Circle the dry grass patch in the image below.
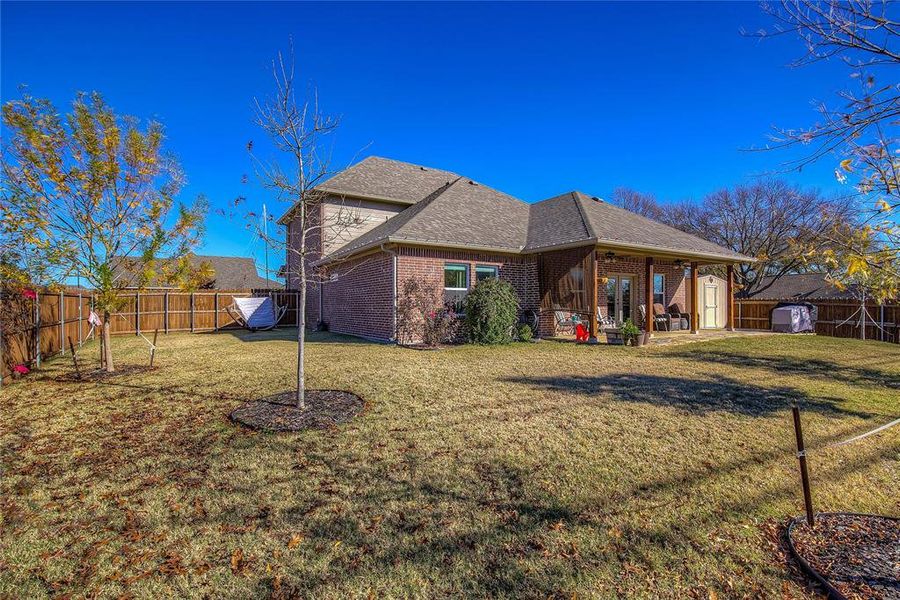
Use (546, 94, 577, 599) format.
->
(1, 329, 897, 598)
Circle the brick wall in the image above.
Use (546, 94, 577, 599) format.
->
(395, 247, 539, 343)
(320, 251, 395, 341)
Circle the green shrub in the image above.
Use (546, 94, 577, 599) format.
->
(463, 278, 519, 344)
(516, 323, 533, 342)
(621, 318, 640, 343)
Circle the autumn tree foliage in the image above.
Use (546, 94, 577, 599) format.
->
(1, 91, 207, 371)
(755, 0, 900, 301)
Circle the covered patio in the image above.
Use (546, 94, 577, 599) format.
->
(536, 243, 746, 342)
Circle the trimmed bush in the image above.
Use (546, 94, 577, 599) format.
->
(463, 278, 520, 344)
(516, 323, 533, 342)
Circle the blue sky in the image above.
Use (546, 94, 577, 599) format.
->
(2, 1, 850, 273)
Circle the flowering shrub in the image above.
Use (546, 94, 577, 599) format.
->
(13, 364, 30, 375)
(397, 277, 461, 346)
(423, 308, 460, 346)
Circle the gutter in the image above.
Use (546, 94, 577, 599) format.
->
(380, 243, 399, 343)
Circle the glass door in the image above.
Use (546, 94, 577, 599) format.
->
(605, 275, 634, 325)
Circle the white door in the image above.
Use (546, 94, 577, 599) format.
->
(703, 284, 718, 328)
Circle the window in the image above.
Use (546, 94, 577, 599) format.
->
(444, 263, 469, 312)
(475, 265, 498, 283)
(653, 273, 666, 306)
(444, 263, 469, 290)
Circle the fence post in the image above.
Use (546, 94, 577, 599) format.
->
(136, 291, 141, 336)
(78, 289, 83, 346)
(34, 294, 41, 368)
(190, 293, 195, 333)
(214, 292, 219, 331)
(164, 291, 169, 334)
(59, 290, 64, 355)
(791, 402, 815, 528)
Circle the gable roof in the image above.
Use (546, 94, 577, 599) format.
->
(278, 156, 458, 224)
(112, 254, 281, 290)
(525, 191, 750, 261)
(325, 177, 531, 260)
(298, 157, 753, 264)
(752, 273, 856, 300)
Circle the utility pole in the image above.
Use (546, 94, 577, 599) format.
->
(263, 203, 270, 290)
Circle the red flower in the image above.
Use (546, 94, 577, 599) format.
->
(13, 364, 30, 375)
(21, 289, 37, 300)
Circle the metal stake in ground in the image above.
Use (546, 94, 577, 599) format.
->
(149, 329, 159, 367)
(68, 336, 81, 379)
(791, 402, 815, 527)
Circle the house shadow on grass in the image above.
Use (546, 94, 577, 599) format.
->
(217, 327, 373, 345)
(667, 349, 900, 390)
(501, 373, 872, 418)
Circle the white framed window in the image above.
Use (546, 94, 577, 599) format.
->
(444, 263, 469, 290)
(475, 264, 498, 283)
(653, 273, 666, 306)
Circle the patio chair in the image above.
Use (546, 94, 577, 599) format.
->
(653, 303, 679, 331)
(226, 296, 287, 331)
(553, 308, 580, 335)
(640, 304, 672, 331)
(668, 303, 691, 330)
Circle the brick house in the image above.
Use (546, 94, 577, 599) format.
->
(279, 157, 751, 342)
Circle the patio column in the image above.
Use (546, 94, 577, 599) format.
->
(644, 257, 654, 335)
(588, 250, 599, 344)
(726, 263, 735, 331)
(690, 262, 699, 333)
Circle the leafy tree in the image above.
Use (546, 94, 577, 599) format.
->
(1, 91, 207, 371)
(755, 0, 900, 301)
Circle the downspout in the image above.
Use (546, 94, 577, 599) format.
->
(380, 243, 399, 342)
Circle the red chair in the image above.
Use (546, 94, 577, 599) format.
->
(575, 323, 590, 342)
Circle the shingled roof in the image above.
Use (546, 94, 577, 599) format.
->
(526, 191, 749, 261)
(112, 255, 281, 290)
(752, 273, 857, 300)
(304, 157, 752, 264)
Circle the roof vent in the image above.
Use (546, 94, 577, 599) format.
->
(592, 196, 603, 203)
(420, 166, 427, 171)
(468, 180, 478, 185)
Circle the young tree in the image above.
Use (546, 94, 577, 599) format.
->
(754, 0, 900, 301)
(250, 48, 365, 409)
(1, 91, 207, 371)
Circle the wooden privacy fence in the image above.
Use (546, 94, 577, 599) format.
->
(1, 288, 301, 383)
(735, 299, 900, 343)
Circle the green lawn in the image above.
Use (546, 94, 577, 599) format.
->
(1, 331, 897, 599)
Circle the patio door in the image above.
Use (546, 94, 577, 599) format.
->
(605, 275, 633, 324)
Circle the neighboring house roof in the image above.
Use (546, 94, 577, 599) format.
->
(112, 254, 281, 290)
(752, 273, 857, 301)
(290, 156, 753, 264)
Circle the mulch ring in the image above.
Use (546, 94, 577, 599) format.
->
(230, 390, 365, 432)
(55, 364, 159, 383)
(787, 513, 899, 599)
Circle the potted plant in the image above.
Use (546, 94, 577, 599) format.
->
(621, 318, 640, 346)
